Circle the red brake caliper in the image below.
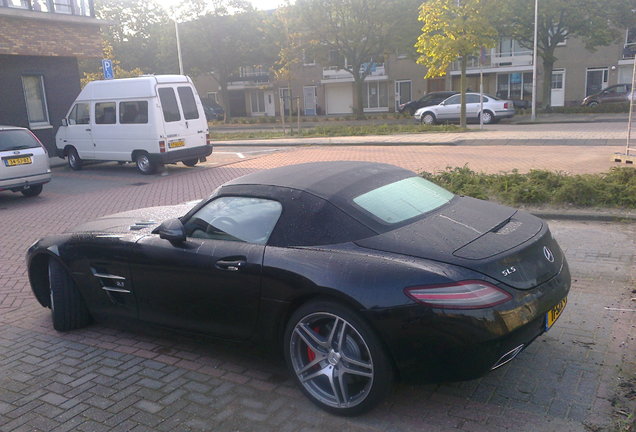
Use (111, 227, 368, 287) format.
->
(306, 326, 319, 362)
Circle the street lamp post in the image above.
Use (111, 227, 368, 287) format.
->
(175, 19, 184, 75)
(531, 0, 538, 121)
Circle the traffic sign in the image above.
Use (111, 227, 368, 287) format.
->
(102, 59, 114, 80)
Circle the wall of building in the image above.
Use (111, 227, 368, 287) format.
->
(0, 15, 101, 58)
(0, 55, 82, 152)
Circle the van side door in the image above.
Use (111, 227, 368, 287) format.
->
(58, 102, 94, 159)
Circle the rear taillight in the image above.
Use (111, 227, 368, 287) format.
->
(405, 281, 512, 309)
(159, 140, 166, 153)
(503, 102, 509, 109)
(27, 130, 47, 154)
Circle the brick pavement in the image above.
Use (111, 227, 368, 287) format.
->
(0, 145, 634, 431)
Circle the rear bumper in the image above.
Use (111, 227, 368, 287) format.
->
(0, 171, 51, 191)
(150, 144, 213, 165)
(369, 260, 571, 382)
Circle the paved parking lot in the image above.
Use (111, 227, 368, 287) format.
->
(1, 142, 634, 431)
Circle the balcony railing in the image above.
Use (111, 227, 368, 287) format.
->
(322, 63, 386, 80)
(623, 43, 636, 60)
(0, 0, 94, 17)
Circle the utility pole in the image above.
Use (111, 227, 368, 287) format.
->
(531, 0, 538, 121)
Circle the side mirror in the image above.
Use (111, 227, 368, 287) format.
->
(153, 218, 186, 244)
(60, 118, 68, 127)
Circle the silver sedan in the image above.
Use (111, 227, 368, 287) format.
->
(414, 93, 515, 125)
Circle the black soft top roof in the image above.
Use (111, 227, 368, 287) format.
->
(224, 161, 414, 202)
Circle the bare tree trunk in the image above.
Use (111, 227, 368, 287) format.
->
(541, 58, 554, 110)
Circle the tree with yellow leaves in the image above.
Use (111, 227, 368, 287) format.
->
(415, 0, 497, 127)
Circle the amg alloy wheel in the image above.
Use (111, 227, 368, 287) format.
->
(284, 301, 393, 416)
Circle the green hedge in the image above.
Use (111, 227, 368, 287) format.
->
(421, 166, 636, 208)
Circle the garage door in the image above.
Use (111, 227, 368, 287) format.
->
(326, 83, 353, 115)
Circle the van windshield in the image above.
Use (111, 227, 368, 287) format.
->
(0, 129, 41, 151)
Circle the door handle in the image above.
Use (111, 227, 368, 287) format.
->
(216, 258, 246, 271)
(85, 128, 91, 132)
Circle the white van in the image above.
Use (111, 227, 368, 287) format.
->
(56, 75, 212, 174)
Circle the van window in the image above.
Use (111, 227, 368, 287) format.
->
(158, 88, 181, 122)
(177, 86, 199, 120)
(95, 102, 116, 124)
(119, 101, 148, 124)
(68, 103, 90, 125)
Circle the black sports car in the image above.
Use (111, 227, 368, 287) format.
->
(27, 161, 570, 415)
(398, 91, 458, 115)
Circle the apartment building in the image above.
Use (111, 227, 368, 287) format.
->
(0, 0, 103, 152)
(194, 29, 635, 117)
(450, 29, 636, 107)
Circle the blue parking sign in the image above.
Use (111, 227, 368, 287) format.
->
(102, 59, 114, 80)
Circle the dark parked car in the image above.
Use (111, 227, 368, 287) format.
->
(398, 91, 458, 115)
(202, 100, 225, 121)
(581, 83, 633, 107)
(27, 161, 570, 415)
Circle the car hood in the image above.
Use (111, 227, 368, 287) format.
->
(355, 196, 564, 289)
(68, 201, 199, 235)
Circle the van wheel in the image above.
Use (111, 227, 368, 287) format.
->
(135, 152, 157, 175)
(183, 158, 198, 167)
(67, 147, 82, 171)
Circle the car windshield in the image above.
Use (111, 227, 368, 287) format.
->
(352, 176, 454, 224)
(0, 130, 40, 152)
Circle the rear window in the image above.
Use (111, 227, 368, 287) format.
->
(0, 129, 41, 151)
(158, 88, 181, 122)
(177, 86, 200, 120)
(353, 177, 454, 224)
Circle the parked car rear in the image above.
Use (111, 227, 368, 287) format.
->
(581, 83, 633, 107)
(0, 126, 51, 197)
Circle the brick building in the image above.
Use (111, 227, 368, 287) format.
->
(0, 0, 103, 153)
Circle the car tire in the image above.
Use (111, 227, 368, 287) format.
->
(587, 101, 599, 107)
(48, 259, 92, 331)
(480, 110, 495, 125)
(421, 112, 436, 125)
(67, 147, 82, 171)
(182, 158, 198, 167)
(284, 300, 394, 416)
(135, 152, 157, 175)
(21, 184, 43, 197)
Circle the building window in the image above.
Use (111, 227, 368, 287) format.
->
(250, 91, 265, 113)
(363, 81, 388, 111)
(52, 0, 72, 13)
(21, 75, 50, 128)
(498, 38, 530, 57)
(496, 72, 533, 101)
(207, 92, 218, 103)
(585, 68, 608, 96)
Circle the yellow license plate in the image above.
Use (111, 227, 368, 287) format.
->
(546, 297, 567, 330)
(168, 140, 185, 148)
(6, 156, 32, 166)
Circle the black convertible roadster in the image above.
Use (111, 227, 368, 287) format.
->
(27, 161, 570, 415)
